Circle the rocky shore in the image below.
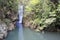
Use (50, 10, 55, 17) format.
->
(0, 20, 17, 40)
(23, 13, 60, 32)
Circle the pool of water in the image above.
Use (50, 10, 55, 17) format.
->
(6, 24, 60, 40)
(6, 27, 19, 40)
(23, 28, 60, 40)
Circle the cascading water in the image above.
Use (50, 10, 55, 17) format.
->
(18, 4, 24, 23)
(18, 4, 24, 40)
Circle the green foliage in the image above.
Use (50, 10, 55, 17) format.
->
(0, 0, 18, 26)
(24, 0, 60, 31)
(0, 0, 18, 17)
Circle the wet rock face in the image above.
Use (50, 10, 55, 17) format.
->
(5, 11, 18, 22)
(0, 21, 8, 39)
(3, 18, 16, 31)
(8, 22, 15, 31)
(0, 10, 5, 20)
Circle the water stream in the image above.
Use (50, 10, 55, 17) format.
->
(6, 25, 60, 40)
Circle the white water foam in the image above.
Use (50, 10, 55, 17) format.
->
(18, 5, 24, 23)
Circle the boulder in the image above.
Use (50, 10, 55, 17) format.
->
(8, 22, 15, 31)
(0, 21, 8, 39)
(3, 19, 15, 31)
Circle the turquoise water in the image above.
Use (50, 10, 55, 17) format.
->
(23, 28, 60, 40)
(6, 27, 19, 40)
(6, 25, 60, 40)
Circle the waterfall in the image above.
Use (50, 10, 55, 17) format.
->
(18, 4, 24, 40)
(18, 4, 24, 23)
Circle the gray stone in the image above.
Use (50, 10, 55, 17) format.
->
(0, 21, 8, 39)
(8, 23, 15, 31)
